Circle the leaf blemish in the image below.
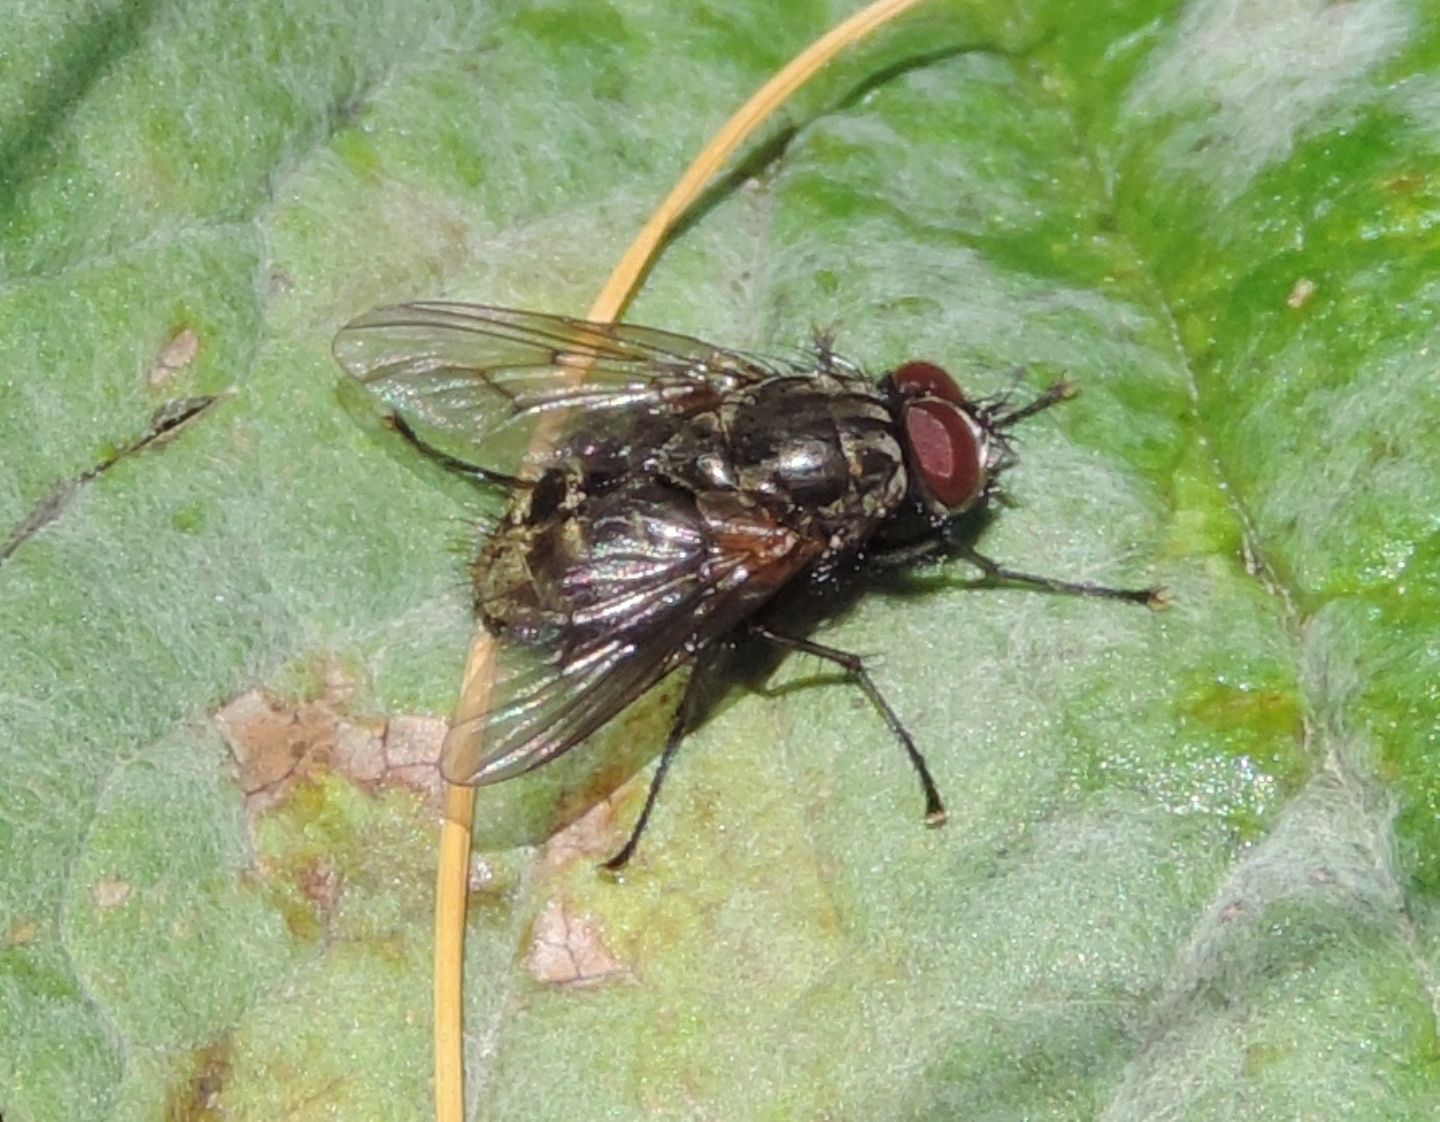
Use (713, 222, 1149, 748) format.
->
(522, 897, 632, 989)
(213, 686, 447, 824)
(164, 1035, 234, 1122)
(1285, 277, 1317, 309)
(4, 917, 39, 946)
(92, 875, 132, 909)
(149, 327, 200, 387)
(538, 796, 621, 871)
(0, 393, 223, 565)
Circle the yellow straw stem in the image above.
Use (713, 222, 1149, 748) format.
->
(588, 0, 930, 324)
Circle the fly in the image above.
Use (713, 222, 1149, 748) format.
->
(334, 302, 1161, 869)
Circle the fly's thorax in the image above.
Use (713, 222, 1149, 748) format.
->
(663, 374, 908, 544)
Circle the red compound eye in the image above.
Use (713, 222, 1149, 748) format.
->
(892, 360, 966, 406)
(902, 398, 986, 511)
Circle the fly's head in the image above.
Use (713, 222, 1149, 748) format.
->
(888, 361, 1007, 519)
(887, 361, 1071, 522)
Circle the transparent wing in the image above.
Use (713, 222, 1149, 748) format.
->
(333, 302, 782, 476)
(442, 598, 700, 786)
(441, 497, 824, 786)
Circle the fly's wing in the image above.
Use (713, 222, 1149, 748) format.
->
(441, 497, 824, 786)
(442, 605, 696, 786)
(333, 302, 782, 477)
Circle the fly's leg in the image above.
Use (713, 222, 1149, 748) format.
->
(960, 546, 1165, 607)
(751, 623, 947, 827)
(387, 413, 528, 489)
(602, 655, 714, 873)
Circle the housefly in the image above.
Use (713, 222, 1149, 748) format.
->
(334, 303, 1159, 869)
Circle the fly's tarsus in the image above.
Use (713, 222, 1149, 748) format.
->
(960, 546, 1165, 608)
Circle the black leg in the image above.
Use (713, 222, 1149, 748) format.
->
(387, 413, 527, 489)
(751, 623, 947, 827)
(601, 656, 715, 872)
(960, 546, 1165, 607)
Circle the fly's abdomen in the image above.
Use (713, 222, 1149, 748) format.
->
(476, 475, 707, 646)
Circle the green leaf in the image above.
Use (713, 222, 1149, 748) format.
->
(3, 1, 1437, 1119)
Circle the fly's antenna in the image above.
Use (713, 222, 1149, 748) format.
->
(990, 379, 1078, 430)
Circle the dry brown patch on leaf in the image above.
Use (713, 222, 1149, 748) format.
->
(316, 655, 359, 706)
(523, 897, 632, 988)
(165, 1036, 233, 1122)
(299, 855, 343, 917)
(93, 875, 132, 909)
(149, 328, 200, 387)
(539, 795, 621, 871)
(383, 714, 448, 803)
(4, 917, 39, 946)
(213, 687, 448, 817)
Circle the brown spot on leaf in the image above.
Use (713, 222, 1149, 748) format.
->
(539, 795, 619, 871)
(165, 1035, 233, 1122)
(213, 687, 448, 818)
(316, 656, 359, 707)
(150, 328, 200, 387)
(523, 897, 631, 988)
(1219, 900, 1244, 923)
(93, 876, 132, 909)
(383, 715, 448, 803)
(4, 916, 39, 946)
(298, 855, 343, 917)
(1384, 172, 1423, 195)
